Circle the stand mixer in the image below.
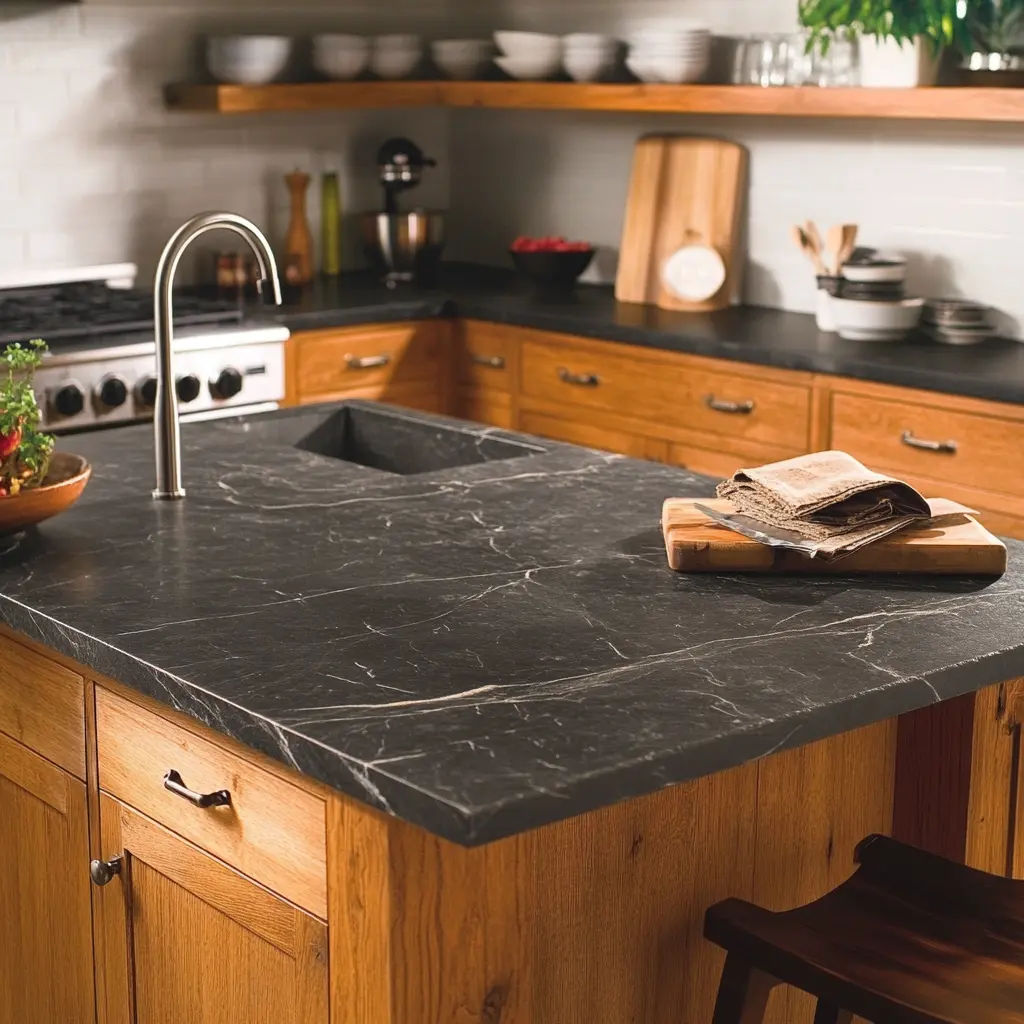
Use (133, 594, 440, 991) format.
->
(362, 137, 445, 288)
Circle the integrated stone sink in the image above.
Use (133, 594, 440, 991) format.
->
(293, 402, 546, 476)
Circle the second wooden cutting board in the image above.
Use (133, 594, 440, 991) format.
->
(616, 135, 748, 312)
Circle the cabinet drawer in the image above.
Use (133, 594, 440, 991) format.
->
(454, 388, 514, 429)
(96, 687, 327, 918)
(295, 322, 441, 401)
(456, 322, 515, 393)
(520, 408, 668, 462)
(0, 632, 85, 779)
(520, 340, 811, 451)
(831, 393, 1024, 502)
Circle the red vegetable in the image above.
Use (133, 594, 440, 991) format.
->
(511, 235, 593, 254)
(0, 425, 20, 460)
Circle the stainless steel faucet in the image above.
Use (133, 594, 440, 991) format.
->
(152, 213, 283, 501)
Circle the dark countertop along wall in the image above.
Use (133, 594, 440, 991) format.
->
(0, 402, 1021, 845)
(265, 264, 1024, 406)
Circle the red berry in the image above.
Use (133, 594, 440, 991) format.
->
(0, 426, 21, 460)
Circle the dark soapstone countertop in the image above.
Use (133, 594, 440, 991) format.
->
(261, 264, 1024, 406)
(0, 402, 1022, 845)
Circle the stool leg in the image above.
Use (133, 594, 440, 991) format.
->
(711, 954, 777, 1024)
(812, 1000, 853, 1024)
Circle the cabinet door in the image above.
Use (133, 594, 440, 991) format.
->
(0, 731, 95, 1024)
(94, 794, 328, 1024)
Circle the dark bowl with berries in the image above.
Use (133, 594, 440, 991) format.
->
(509, 236, 595, 292)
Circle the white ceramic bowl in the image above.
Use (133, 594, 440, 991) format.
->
(563, 32, 617, 53)
(372, 49, 421, 79)
(627, 52, 708, 84)
(312, 35, 370, 80)
(564, 48, 617, 81)
(494, 30, 562, 61)
(432, 39, 491, 79)
(375, 33, 422, 52)
(841, 261, 908, 284)
(207, 36, 292, 85)
(495, 53, 561, 81)
(832, 297, 924, 341)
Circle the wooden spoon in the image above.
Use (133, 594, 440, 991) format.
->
(837, 224, 859, 274)
(825, 223, 844, 276)
(797, 221, 826, 276)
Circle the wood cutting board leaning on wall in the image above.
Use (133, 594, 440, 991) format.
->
(616, 135, 749, 313)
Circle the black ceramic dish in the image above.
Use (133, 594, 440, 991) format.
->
(510, 248, 596, 291)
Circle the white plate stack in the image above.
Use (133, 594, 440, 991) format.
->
(493, 31, 562, 80)
(626, 23, 711, 84)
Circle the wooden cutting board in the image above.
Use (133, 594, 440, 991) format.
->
(663, 498, 1007, 575)
(616, 135, 748, 312)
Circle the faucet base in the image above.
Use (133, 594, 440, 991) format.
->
(153, 488, 187, 501)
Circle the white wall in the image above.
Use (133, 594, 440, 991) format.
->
(445, 0, 1024, 336)
(0, 1, 450, 283)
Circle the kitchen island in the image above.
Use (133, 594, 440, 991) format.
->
(1, 402, 1022, 1024)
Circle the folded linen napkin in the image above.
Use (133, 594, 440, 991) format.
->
(714, 451, 962, 560)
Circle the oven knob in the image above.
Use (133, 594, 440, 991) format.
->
(176, 375, 202, 404)
(95, 375, 128, 410)
(136, 376, 158, 408)
(53, 383, 84, 418)
(211, 368, 243, 401)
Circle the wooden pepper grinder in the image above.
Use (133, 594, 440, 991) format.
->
(284, 169, 314, 286)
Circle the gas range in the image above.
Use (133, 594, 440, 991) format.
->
(4, 263, 289, 434)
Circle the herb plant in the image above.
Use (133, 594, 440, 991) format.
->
(966, 0, 1024, 51)
(798, 0, 972, 52)
(0, 339, 55, 496)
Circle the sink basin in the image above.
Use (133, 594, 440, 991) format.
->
(294, 404, 545, 476)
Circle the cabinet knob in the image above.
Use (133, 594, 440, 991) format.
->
(90, 856, 123, 887)
(163, 769, 232, 809)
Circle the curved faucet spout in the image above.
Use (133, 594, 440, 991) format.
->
(153, 212, 283, 501)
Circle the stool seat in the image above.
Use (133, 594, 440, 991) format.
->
(704, 834, 1024, 1024)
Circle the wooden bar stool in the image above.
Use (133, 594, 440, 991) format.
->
(704, 833, 1024, 1024)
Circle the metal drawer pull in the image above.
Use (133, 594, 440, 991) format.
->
(471, 354, 506, 370)
(90, 856, 122, 887)
(705, 395, 755, 415)
(558, 368, 601, 387)
(900, 430, 958, 454)
(163, 769, 232, 809)
(345, 354, 391, 370)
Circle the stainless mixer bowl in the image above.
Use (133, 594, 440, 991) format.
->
(361, 212, 446, 284)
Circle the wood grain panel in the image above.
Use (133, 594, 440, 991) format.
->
(455, 320, 517, 393)
(326, 718, 896, 1024)
(97, 795, 328, 1024)
(520, 334, 812, 451)
(96, 687, 327, 918)
(0, 630, 85, 778)
(166, 81, 1024, 125)
(294, 322, 441, 402)
(0, 737, 95, 1024)
(452, 387, 514, 429)
(519, 407, 668, 461)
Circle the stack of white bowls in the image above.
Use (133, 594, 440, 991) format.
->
(312, 34, 370, 81)
(626, 22, 711, 84)
(493, 31, 562, 81)
(562, 33, 618, 82)
(371, 34, 423, 79)
(431, 39, 492, 80)
(207, 36, 292, 85)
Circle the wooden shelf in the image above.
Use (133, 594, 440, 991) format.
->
(165, 80, 1024, 122)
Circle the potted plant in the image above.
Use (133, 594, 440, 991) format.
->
(799, 0, 970, 87)
(962, 0, 1024, 70)
(0, 340, 55, 497)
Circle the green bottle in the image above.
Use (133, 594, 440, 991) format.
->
(321, 171, 341, 276)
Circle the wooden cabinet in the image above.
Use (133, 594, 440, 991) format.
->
(94, 794, 328, 1024)
(452, 320, 516, 428)
(519, 406, 668, 461)
(288, 321, 447, 412)
(0, 731, 95, 1024)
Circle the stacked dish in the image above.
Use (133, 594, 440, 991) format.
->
(923, 299, 995, 345)
(832, 256, 921, 342)
(562, 33, 618, 82)
(207, 36, 292, 85)
(432, 39, 492, 79)
(371, 34, 422, 79)
(312, 35, 370, 80)
(626, 23, 710, 84)
(494, 31, 562, 80)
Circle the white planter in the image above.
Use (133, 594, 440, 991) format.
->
(858, 35, 941, 87)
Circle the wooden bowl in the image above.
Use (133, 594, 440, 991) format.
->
(0, 453, 92, 536)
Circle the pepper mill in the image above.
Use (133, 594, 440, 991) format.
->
(284, 170, 314, 286)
